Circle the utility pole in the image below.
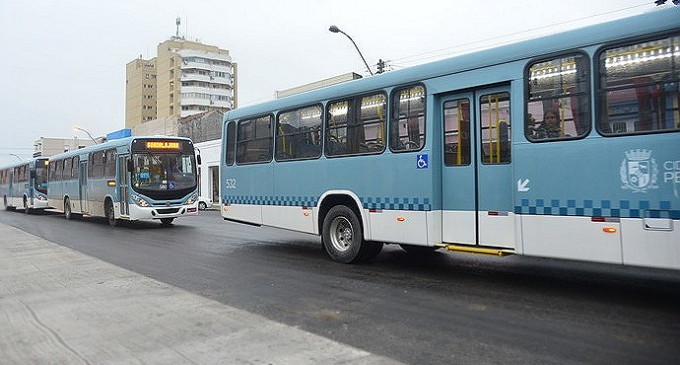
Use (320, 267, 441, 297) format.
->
(376, 59, 385, 74)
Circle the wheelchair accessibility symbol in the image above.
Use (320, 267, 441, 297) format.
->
(416, 154, 428, 169)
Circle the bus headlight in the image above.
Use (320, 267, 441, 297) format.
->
(37, 195, 47, 201)
(130, 194, 150, 207)
(185, 193, 198, 205)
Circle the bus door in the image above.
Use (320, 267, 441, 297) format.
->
(440, 86, 515, 249)
(79, 161, 88, 213)
(118, 155, 129, 216)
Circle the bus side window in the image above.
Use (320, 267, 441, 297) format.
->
(526, 52, 591, 142)
(225, 122, 236, 166)
(390, 85, 426, 152)
(597, 34, 680, 135)
(236, 115, 273, 164)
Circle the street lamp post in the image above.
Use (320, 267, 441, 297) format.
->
(74, 126, 98, 144)
(9, 153, 23, 162)
(328, 25, 374, 76)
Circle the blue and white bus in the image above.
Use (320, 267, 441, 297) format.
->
(0, 158, 49, 213)
(48, 136, 200, 226)
(220, 7, 680, 269)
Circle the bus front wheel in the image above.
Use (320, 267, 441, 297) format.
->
(23, 197, 31, 214)
(106, 201, 117, 227)
(160, 218, 174, 226)
(321, 205, 382, 263)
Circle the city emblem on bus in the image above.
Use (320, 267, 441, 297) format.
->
(620, 149, 658, 193)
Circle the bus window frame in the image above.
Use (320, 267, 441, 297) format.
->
(389, 83, 427, 153)
(235, 114, 274, 165)
(523, 50, 592, 143)
(325, 90, 388, 158)
(275, 103, 324, 162)
(594, 31, 680, 137)
(224, 121, 236, 166)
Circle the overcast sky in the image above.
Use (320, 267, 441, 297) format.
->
(0, 0, 663, 166)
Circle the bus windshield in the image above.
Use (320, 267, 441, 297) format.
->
(35, 161, 48, 194)
(130, 152, 197, 199)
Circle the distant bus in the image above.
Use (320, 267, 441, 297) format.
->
(220, 7, 680, 269)
(48, 136, 200, 226)
(0, 158, 49, 213)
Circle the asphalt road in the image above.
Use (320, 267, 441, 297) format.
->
(2, 208, 679, 364)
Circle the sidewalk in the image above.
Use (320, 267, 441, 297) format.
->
(0, 223, 401, 364)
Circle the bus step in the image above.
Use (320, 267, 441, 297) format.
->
(439, 244, 514, 257)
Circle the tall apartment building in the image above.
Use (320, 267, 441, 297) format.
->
(125, 57, 157, 129)
(125, 36, 238, 130)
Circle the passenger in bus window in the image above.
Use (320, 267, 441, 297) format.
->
(533, 110, 562, 139)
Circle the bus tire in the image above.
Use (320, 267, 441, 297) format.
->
(23, 197, 31, 214)
(160, 218, 174, 226)
(64, 198, 72, 220)
(322, 205, 374, 264)
(106, 200, 117, 227)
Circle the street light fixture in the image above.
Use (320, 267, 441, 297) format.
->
(329, 25, 374, 76)
(9, 153, 23, 162)
(74, 126, 98, 144)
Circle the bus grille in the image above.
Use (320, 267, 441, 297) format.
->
(156, 208, 180, 214)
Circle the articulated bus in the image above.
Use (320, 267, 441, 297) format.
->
(220, 7, 680, 269)
(0, 158, 49, 213)
(48, 136, 200, 226)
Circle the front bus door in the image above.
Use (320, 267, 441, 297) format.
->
(118, 155, 129, 216)
(440, 86, 515, 249)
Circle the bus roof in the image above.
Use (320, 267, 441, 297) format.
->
(47, 135, 194, 161)
(225, 6, 679, 121)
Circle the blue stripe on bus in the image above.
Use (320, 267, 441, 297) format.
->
(515, 200, 679, 219)
(224, 195, 677, 219)
(224, 195, 432, 211)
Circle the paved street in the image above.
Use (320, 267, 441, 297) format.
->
(2, 208, 680, 364)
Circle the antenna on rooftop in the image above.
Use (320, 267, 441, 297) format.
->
(175, 17, 181, 39)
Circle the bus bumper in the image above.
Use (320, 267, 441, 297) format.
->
(127, 203, 199, 221)
(31, 198, 50, 210)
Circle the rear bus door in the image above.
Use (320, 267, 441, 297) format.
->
(79, 161, 88, 213)
(440, 86, 515, 249)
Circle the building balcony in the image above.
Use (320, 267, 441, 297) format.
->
(181, 73, 211, 82)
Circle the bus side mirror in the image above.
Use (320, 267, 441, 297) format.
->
(127, 160, 133, 172)
(30, 170, 36, 179)
(196, 154, 202, 165)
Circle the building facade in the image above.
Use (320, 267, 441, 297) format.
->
(125, 37, 237, 129)
(33, 137, 97, 158)
(125, 57, 158, 130)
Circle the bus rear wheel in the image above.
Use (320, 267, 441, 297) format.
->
(106, 201, 117, 227)
(321, 205, 382, 263)
(64, 198, 72, 220)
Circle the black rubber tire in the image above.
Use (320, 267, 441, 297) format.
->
(198, 202, 207, 210)
(322, 205, 377, 264)
(64, 198, 72, 220)
(23, 197, 31, 214)
(106, 201, 117, 227)
(160, 218, 175, 226)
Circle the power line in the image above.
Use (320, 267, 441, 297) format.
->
(390, 2, 651, 67)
